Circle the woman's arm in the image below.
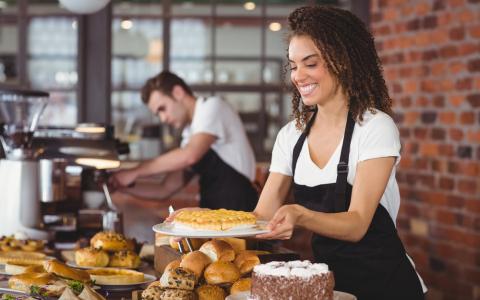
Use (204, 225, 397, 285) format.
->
(259, 156, 395, 242)
(253, 172, 292, 221)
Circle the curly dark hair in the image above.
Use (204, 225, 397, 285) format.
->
(287, 5, 393, 129)
(141, 71, 194, 104)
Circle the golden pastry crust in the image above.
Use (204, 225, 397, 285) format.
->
(230, 278, 252, 295)
(174, 209, 256, 231)
(196, 284, 226, 300)
(0, 236, 45, 252)
(87, 268, 145, 285)
(90, 232, 129, 252)
(108, 250, 141, 268)
(75, 247, 110, 267)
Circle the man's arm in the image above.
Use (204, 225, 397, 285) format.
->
(110, 133, 216, 188)
(120, 170, 196, 200)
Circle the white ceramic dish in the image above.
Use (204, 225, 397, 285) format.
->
(152, 220, 269, 238)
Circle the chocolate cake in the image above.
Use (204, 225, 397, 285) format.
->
(250, 260, 334, 300)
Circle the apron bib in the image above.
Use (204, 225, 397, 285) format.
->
(292, 110, 424, 300)
(191, 149, 258, 211)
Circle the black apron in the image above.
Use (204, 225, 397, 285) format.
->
(292, 110, 424, 300)
(191, 149, 258, 211)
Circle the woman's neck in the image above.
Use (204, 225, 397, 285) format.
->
(315, 93, 349, 128)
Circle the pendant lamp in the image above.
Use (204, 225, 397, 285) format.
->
(58, 0, 111, 14)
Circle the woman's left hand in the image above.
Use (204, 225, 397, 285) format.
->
(256, 204, 306, 240)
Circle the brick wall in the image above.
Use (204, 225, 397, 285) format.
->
(371, 0, 480, 299)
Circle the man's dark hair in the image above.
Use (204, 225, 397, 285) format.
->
(287, 5, 393, 129)
(141, 71, 194, 104)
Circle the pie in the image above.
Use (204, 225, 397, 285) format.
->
(87, 268, 145, 285)
(173, 209, 256, 231)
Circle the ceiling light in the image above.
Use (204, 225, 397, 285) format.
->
(269, 22, 282, 32)
(244, 2, 256, 11)
(121, 19, 133, 30)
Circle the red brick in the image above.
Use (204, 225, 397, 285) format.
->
(466, 200, 480, 214)
(439, 111, 456, 125)
(415, 2, 431, 15)
(439, 144, 455, 156)
(439, 177, 455, 190)
(467, 94, 480, 108)
(458, 180, 478, 194)
(449, 128, 464, 141)
(431, 62, 446, 76)
(439, 45, 458, 58)
(458, 43, 478, 56)
(437, 11, 452, 25)
(475, 78, 480, 89)
(457, 8, 475, 23)
(467, 130, 480, 143)
(458, 162, 480, 176)
(460, 112, 475, 124)
(469, 24, 480, 38)
(449, 61, 466, 74)
(449, 26, 466, 40)
(449, 94, 465, 107)
(415, 128, 429, 139)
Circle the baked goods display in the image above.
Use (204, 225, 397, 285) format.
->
(250, 260, 335, 300)
(230, 277, 251, 295)
(74, 231, 141, 268)
(173, 209, 256, 231)
(144, 238, 260, 299)
(87, 267, 145, 285)
(0, 235, 45, 252)
(7, 259, 92, 297)
(199, 240, 235, 262)
(0, 250, 46, 265)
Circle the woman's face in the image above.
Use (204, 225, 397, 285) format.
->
(288, 35, 339, 107)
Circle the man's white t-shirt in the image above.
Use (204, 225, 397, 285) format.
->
(270, 109, 427, 293)
(270, 109, 401, 222)
(181, 96, 256, 182)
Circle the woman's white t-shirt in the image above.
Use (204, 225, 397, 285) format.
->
(181, 96, 256, 182)
(270, 109, 427, 293)
(270, 109, 401, 223)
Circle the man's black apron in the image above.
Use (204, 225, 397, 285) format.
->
(191, 149, 258, 211)
(292, 110, 424, 300)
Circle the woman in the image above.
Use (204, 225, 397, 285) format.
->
(255, 6, 426, 300)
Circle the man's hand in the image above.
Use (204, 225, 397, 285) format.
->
(109, 169, 138, 191)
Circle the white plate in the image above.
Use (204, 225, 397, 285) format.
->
(225, 290, 357, 300)
(95, 273, 156, 291)
(66, 261, 147, 270)
(152, 221, 269, 238)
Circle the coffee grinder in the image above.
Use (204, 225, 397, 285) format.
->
(0, 89, 50, 239)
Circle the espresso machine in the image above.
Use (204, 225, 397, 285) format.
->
(0, 89, 50, 239)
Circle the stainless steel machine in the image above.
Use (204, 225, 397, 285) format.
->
(0, 89, 50, 239)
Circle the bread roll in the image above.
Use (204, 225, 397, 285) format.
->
(179, 251, 211, 281)
(43, 259, 91, 282)
(108, 250, 140, 268)
(142, 282, 165, 300)
(160, 288, 196, 300)
(75, 247, 109, 267)
(230, 278, 252, 295)
(199, 240, 235, 262)
(233, 251, 260, 275)
(204, 261, 240, 285)
(196, 284, 226, 300)
(216, 237, 246, 254)
(90, 232, 129, 252)
(159, 267, 195, 290)
(164, 259, 181, 274)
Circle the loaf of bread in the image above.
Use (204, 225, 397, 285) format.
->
(199, 240, 235, 262)
(179, 251, 211, 281)
(75, 247, 109, 267)
(108, 250, 140, 268)
(203, 261, 240, 285)
(160, 288, 196, 300)
(231, 278, 252, 295)
(159, 267, 196, 290)
(196, 284, 226, 300)
(233, 251, 260, 275)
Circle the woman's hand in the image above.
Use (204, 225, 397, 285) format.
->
(256, 204, 306, 240)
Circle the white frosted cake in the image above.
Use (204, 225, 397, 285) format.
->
(250, 260, 334, 300)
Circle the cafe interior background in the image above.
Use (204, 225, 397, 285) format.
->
(0, 0, 478, 299)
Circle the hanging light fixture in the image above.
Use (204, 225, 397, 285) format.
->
(58, 0, 111, 14)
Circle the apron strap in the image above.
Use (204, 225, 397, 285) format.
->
(333, 112, 355, 212)
(292, 109, 317, 177)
